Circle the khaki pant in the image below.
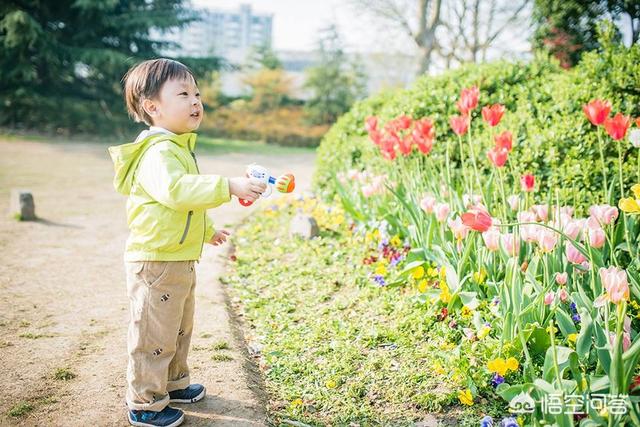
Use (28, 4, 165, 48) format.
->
(125, 260, 196, 412)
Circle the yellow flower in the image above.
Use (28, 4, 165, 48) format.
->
(375, 263, 387, 276)
(412, 266, 425, 279)
(325, 379, 337, 389)
(332, 214, 345, 226)
(390, 234, 402, 247)
(568, 333, 578, 343)
(487, 358, 509, 376)
(461, 306, 472, 317)
(427, 267, 438, 278)
(473, 268, 487, 284)
(290, 398, 303, 407)
(432, 361, 446, 375)
(373, 229, 380, 240)
(517, 416, 525, 426)
(458, 389, 474, 406)
(439, 282, 451, 303)
(632, 184, 640, 198)
(440, 266, 447, 280)
(505, 357, 519, 372)
(417, 279, 428, 293)
(619, 197, 640, 214)
(478, 325, 491, 340)
(365, 231, 373, 243)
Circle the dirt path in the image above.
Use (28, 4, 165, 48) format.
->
(0, 138, 316, 426)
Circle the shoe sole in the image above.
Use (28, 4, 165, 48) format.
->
(169, 386, 206, 404)
(128, 412, 184, 427)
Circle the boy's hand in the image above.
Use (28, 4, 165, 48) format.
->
(228, 177, 266, 202)
(209, 230, 230, 246)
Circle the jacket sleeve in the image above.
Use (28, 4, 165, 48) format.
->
(136, 142, 231, 212)
(204, 215, 216, 242)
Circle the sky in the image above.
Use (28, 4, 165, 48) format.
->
(191, 0, 393, 52)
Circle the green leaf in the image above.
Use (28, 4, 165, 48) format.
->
(555, 307, 577, 337)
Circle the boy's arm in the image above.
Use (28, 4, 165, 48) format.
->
(136, 143, 231, 212)
(205, 215, 216, 242)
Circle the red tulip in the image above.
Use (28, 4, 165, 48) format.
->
(494, 130, 513, 152)
(412, 118, 435, 155)
(450, 115, 469, 136)
(368, 129, 382, 146)
(380, 134, 397, 161)
(582, 99, 611, 126)
(412, 118, 435, 142)
(386, 115, 412, 132)
(461, 208, 493, 232)
(365, 116, 378, 133)
(636, 117, 640, 127)
(457, 86, 479, 115)
(521, 174, 535, 192)
(481, 104, 505, 127)
(398, 134, 414, 156)
(487, 146, 509, 167)
(604, 113, 631, 140)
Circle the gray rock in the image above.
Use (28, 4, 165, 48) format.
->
(289, 213, 319, 239)
(10, 189, 36, 221)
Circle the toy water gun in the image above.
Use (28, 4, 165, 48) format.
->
(238, 163, 296, 206)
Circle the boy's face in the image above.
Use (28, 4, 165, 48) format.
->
(143, 76, 203, 134)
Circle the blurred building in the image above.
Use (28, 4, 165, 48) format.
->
(161, 3, 272, 63)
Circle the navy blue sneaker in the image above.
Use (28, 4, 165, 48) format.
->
(169, 384, 206, 403)
(128, 406, 184, 427)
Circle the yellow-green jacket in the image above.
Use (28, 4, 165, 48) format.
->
(108, 130, 230, 261)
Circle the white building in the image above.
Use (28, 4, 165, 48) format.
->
(161, 3, 273, 63)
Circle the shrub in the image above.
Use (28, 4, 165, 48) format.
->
(200, 106, 329, 148)
(313, 40, 640, 212)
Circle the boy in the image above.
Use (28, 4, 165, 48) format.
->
(108, 58, 266, 427)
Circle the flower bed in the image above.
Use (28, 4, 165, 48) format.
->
(327, 82, 640, 425)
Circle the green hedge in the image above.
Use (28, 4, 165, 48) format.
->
(313, 36, 640, 212)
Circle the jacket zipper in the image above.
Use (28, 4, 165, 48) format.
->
(179, 210, 193, 244)
(189, 146, 207, 259)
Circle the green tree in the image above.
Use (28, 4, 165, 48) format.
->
(246, 44, 282, 70)
(303, 25, 367, 125)
(0, 0, 218, 134)
(533, 0, 640, 67)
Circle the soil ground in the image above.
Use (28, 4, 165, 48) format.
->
(0, 137, 316, 426)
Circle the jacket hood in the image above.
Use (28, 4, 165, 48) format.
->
(108, 129, 196, 195)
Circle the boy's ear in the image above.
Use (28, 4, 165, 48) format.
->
(141, 98, 159, 119)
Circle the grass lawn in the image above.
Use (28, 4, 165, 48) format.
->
(0, 131, 317, 157)
(223, 195, 509, 426)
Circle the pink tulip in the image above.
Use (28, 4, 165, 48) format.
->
(555, 272, 568, 285)
(558, 288, 569, 302)
(566, 242, 587, 264)
(532, 205, 549, 221)
(448, 216, 470, 241)
(544, 291, 555, 305)
(588, 226, 606, 249)
(609, 332, 631, 353)
(537, 230, 558, 253)
(589, 204, 619, 225)
(507, 195, 520, 211)
(482, 228, 501, 252)
(434, 203, 450, 222)
(502, 233, 519, 257)
(563, 219, 583, 240)
(362, 185, 375, 197)
(597, 266, 630, 305)
(347, 169, 360, 181)
(420, 195, 437, 213)
(517, 211, 539, 243)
